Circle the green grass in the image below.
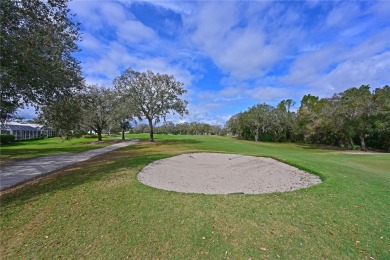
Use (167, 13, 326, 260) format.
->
(1, 134, 389, 259)
(0, 135, 120, 164)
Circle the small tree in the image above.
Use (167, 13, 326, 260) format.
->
(111, 91, 136, 140)
(114, 68, 188, 142)
(82, 86, 114, 141)
(38, 93, 84, 140)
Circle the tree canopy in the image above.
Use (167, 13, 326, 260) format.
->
(38, 93, 83, 140)
(81, 86, 115, 141)
(0, 0, 83, 118)
(114, 68, 188, 142)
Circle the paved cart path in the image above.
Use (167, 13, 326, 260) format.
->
(0, 140, 138, 191)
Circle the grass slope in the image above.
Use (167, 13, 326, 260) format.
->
(1, 134, 389, 259)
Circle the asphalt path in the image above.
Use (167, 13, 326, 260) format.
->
(0, 140, 138, 191)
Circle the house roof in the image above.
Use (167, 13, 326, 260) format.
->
(4, 125, 39, 131)
(0, 122, 51, 131)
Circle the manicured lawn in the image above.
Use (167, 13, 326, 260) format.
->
(0, 135, 121, 165)
(1, 134, 389, 258)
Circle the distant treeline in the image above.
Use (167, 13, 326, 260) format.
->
(226, 85, 390, 151)
(132, 122, 226, 136)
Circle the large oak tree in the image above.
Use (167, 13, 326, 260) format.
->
(0, 0, 83, 119)
(114, 68, 188, 142)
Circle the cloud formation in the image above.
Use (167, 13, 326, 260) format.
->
(57, 0, 390, 125)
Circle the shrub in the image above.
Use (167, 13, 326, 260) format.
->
(73, 133, 84, 138)
(83, 134, 98, 139)
(0, 134, 16, 144)
(352, 144, 361, 150)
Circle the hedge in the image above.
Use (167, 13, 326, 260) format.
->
(0, 134, 16, 144)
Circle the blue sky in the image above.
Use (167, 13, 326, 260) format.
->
(21, 0, 390, 125)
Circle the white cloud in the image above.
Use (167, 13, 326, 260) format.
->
(245, 86, 291, 103)
(70, 1, 105, 30)
(282, 24, 390, 97)
(369, 1, 390, 19)
(82, 42, 195, 88)
(132, 57, 195, 87)
(314, 51, 390, 95)
(127, 0, 196, 16)
(66, 0, 390, 125)
(79, 33, 106, 52)
(324, 3, 361, 29)
(117, 20, 157, 44)
(69, 0, 197, 89)
(179, 104, 230, 126)
(305, 0, 320, 8)
(216, 27, 280, 79)
(345, 29, 390, 60)
(186, 2, 308, 81)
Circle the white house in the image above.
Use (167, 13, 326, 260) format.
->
(0, 122, 53, 140)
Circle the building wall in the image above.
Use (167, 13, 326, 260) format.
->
(1, 123, 53, 140)
(12, 130, 42, 140)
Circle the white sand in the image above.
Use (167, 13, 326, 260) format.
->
(137, 153, 321, 194)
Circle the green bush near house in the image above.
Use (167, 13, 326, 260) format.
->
(0, 134, 15, 144)
(83, 134, 99, 138)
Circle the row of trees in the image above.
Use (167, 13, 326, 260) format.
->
(39, 68, 188, 142)
(133, 121, 226, 136)
(226, 85, 390, 151)
(39, 83, 225, 141)
(39, 86, 117, 141)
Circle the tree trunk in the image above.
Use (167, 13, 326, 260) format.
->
(97, 128, 102, 141)
(148, 119, 154, 142)
(122, 127, 125, 140)
(359, 133, 367, 150)
(349, 136, 354, 150)
(255, 127, 259, 142)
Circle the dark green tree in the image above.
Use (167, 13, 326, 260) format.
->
(38, 94, 84, 140)
(277, 99, 296, 141)
(114, 68, 188, 142)
(335, 85, 372, 149)
(110, 91, 136, 140)
(82, 86, 115, 141)
(0, 0, 83, 118)
(367, 86, 390, 150)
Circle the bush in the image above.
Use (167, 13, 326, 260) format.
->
(73, 133, 84, 138)
(352, 144, 361, 150)
(83, 134, 98, 139)
(0, 134, 16, 144)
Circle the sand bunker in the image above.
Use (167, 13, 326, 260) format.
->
(137, 153, 321, 194)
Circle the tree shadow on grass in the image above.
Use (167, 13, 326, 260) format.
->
(0, 145, 112, 162)
(157, 139, 203, 145)
(294, 143, 343, 151)
(0, 152, 168, 208)
(0, 137, 203, 206)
